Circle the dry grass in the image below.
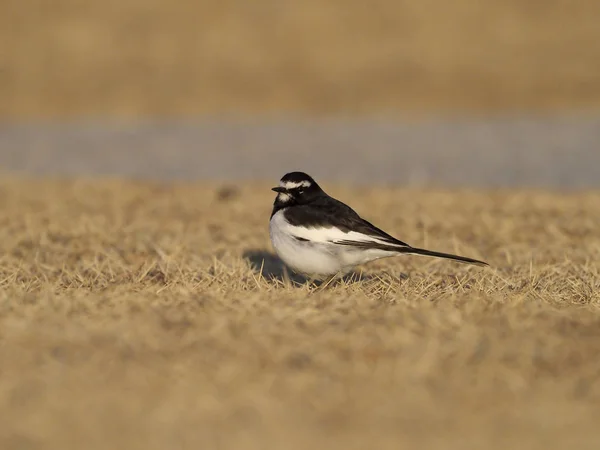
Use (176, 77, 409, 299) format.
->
(0, 177, 600, 449)
(2, 0, 600, 119)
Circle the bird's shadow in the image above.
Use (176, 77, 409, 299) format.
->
(242, 249, 383, 287)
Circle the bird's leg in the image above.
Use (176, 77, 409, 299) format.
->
(282, 266, 292, 288)
(314, 273, 339, 292)
(304, 277, 318, 290)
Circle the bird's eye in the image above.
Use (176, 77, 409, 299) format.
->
(298, 190, 304, 194)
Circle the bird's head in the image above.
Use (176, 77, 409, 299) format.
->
(271, 171, 324, 208)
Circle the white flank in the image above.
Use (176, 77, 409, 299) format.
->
(269, 209, 405, 278)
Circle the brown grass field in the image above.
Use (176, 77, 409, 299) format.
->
(2, 0, 600, 119)
(0, 178, 599, 449)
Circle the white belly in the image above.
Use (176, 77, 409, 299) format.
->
(269, 210, 396, 279)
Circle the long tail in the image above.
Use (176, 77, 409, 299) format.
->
(336, 239, 489, 266)
(399, 246, 489, 267)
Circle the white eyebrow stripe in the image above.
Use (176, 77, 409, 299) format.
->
(280, 180, 311, 189)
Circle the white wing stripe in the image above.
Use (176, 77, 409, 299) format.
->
(281, 217, 402, 247)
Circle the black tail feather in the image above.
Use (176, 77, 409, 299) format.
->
(336, 239, 488, 266)
(399, 246, 489, 267)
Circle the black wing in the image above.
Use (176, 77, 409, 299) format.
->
(283, 196, 410, 248)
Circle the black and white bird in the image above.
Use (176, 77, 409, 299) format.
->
(269, 171, 488, 284)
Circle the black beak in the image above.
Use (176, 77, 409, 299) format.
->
(271, 187, 287, 193)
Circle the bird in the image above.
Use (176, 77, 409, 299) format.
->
(269, 171, 488, 286)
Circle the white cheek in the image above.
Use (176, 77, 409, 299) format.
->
(278, 192, 292, 202)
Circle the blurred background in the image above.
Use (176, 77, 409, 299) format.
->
(1, 0, 599, 187)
